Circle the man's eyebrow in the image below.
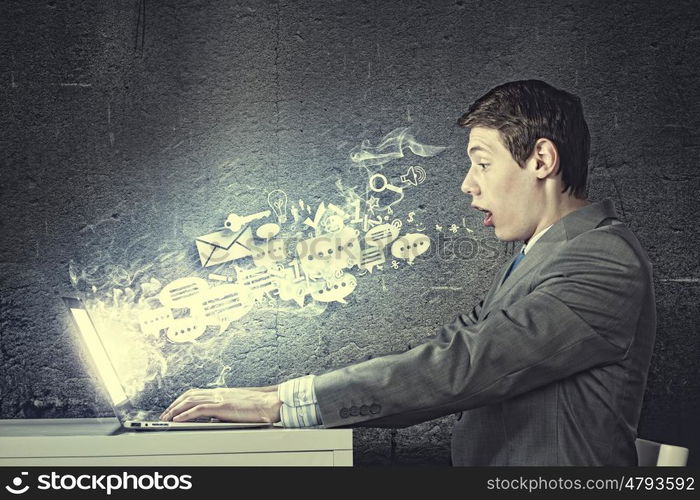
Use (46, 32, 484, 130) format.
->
(467, 145, 491, 155)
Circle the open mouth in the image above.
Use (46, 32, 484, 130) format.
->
(472, 205, 494, 227)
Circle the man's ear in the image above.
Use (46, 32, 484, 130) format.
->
(531, 138, 559, 179)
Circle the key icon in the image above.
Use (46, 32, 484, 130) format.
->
(225, 211, 271, 232)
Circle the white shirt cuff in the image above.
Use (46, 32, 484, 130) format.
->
(277, 375, 323, 428)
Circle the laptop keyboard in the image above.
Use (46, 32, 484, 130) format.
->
(128, 410, 213, 422)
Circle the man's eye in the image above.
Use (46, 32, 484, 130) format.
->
(478, 163, 489, 169)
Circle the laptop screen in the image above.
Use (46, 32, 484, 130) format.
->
(66, 299, 130, 408)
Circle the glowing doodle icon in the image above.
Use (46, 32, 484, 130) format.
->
(364, 223, 400, 248)
(195, 226, 254, 267)
(391, 218, 403, 229)
(303, 202, 327, 229)
(207, 273, 232, 282)
(256, 222, 281, 240)
(158, 277, 208, 308)
(359, 246, 386, 273)
(368, 173, 405, 214)
(138, 307, 174, 337)
(304, 202, 347, 231)
(323, 214, 345, 233)
(296, 227, 361, 277)
(391, 233, 431, 263)
(166, 316, 206, 343)
(274, 261, 309, 307)
(310, 273, 357, 304)
(196, 283, 254, 331)
(5, 472, 29, 495)
(290, 205, 301, 223)
(225, 210, 271, 232)
(407, 211, 415, 223)
(366, 196, 380, 213)
(449, 224, 459, 233)
(235, 265, 279, 301)
(400, 165, 427, 186)
(391, 260, 399, 269)
(251, 238, 287, 268)
(369, 173, 404, 195)
(267, 189, 289, 224)
(435, 224, 443, 232)
(278, 278, 308, 307)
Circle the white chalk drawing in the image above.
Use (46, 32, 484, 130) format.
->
(256, 222, 281, 240)
(225, 210, 270, 232)
(368, 173, 405, 214)
(400, 165, 427, 186)
(235, 266, 279, 301)
(166, 316, 206, 343)
(158, 277, 208, 308)
(75, 126, 448, 378)
(391, 233, 431, 263)
(309, 274, 357, 304)
(251, 238, 287, 268)
(195, 226, 254, 267)
(364, 223, 400, 248)
(449, 224, 459, 233)
(359, 246, 386, 273)
(296, 227, 361, 278)
(138, 307, 174, 337)
(267, 190, 288, 224)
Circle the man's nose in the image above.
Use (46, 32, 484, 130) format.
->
(461, 168, 479, 196)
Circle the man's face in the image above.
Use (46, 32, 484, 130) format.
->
(461, 127, 540, 242)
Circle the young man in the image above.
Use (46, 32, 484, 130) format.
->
(161, 80, 656, 466)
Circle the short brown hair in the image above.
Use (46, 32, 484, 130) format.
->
(458, 80, 590, 198)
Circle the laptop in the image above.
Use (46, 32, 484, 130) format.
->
(63, 296, 270, 431)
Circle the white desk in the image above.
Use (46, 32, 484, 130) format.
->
(0, 418, 353, 466)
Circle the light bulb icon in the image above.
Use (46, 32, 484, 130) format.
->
(267, 189, 288, 224)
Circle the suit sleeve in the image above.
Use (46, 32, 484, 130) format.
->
(314, 229, 649, 428)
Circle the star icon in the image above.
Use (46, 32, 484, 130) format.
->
(366, 196, 380, 213)
(435, 224, 443, 232)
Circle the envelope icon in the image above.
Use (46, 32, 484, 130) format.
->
(195, 226, 254, 267)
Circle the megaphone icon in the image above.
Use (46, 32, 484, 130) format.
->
(400, 166, 427, 186)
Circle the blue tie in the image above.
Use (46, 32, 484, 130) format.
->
(503, 248, 525, 283)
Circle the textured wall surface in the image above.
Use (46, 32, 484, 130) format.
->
(1, 0, 699, 465)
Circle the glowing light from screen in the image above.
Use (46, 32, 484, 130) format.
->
(70, 308, 129, 407)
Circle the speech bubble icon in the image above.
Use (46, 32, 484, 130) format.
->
(391, 233, 431, 263)
(195, 284, 254, 331)
(296, 227, 361, 278)
(166, 317, 207, 343)
(359, 246, 386, 273)
(158, 277, 208, 308)
(256, 222, 281, 240)
(310, 274, 357, 304)
(138, 307, 174, 337)
(364, 223, 400, 248)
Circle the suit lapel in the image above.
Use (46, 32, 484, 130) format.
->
(479, 199, 619, 317)
(483, 233, 563, 315)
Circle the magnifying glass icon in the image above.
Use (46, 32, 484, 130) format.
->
(369, 173, 404, 194)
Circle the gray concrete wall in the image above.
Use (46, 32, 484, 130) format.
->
(1, 0, 698, 465)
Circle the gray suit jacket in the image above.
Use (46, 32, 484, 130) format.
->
(314, 199, 656, 465)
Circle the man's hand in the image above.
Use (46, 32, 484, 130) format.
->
(159, 387, 282, 423)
